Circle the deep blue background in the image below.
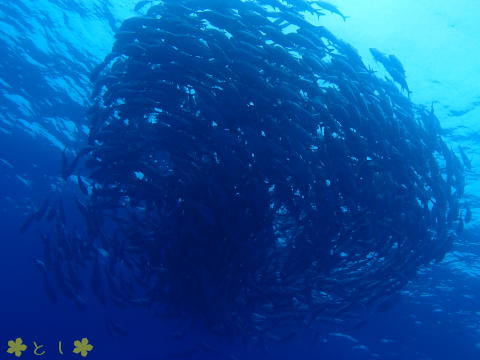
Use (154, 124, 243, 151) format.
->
(1, 1, 479, 359)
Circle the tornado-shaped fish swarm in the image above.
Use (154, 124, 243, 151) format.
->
(59, 0, 464, 340)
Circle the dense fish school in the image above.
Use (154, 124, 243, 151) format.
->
(29, 0, 465, 343)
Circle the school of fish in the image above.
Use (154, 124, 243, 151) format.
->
(23, 0, 468, 344)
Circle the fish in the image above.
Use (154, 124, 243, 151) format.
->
(91, 259, 107, 305)
(388, 54, 406, 77)
(19, 198, 50, 233)
(314, 1, 349, 21)
(61, 147, 93, 180)
(458, 146, 472, 169)
(105, 317, 129, 336)
(77, 175, 89, 195)
(19, 212, 36, 233)
(61, 147, 70, 180)
(134, 0, 152, 12)
(465, 206, 472, 223)
(376, 294, 401, 312)
(34, 0, 465, 343)
(34, 199, 50, 221)
(369, 48, 410, 94)
(58, 199, 66, 224)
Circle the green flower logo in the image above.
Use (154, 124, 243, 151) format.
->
(7, 338, 27, 357)
(73, 338, 94, 357)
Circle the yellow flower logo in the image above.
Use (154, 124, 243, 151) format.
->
(7, 338, 27, 357)
(73, 338, 94, 357)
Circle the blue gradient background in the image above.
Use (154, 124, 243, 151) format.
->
(0, 1, 479, 359)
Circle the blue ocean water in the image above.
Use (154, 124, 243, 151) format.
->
(0, 1, 478, 359)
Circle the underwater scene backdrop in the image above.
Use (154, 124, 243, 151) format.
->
(0, 0, 479, 359)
